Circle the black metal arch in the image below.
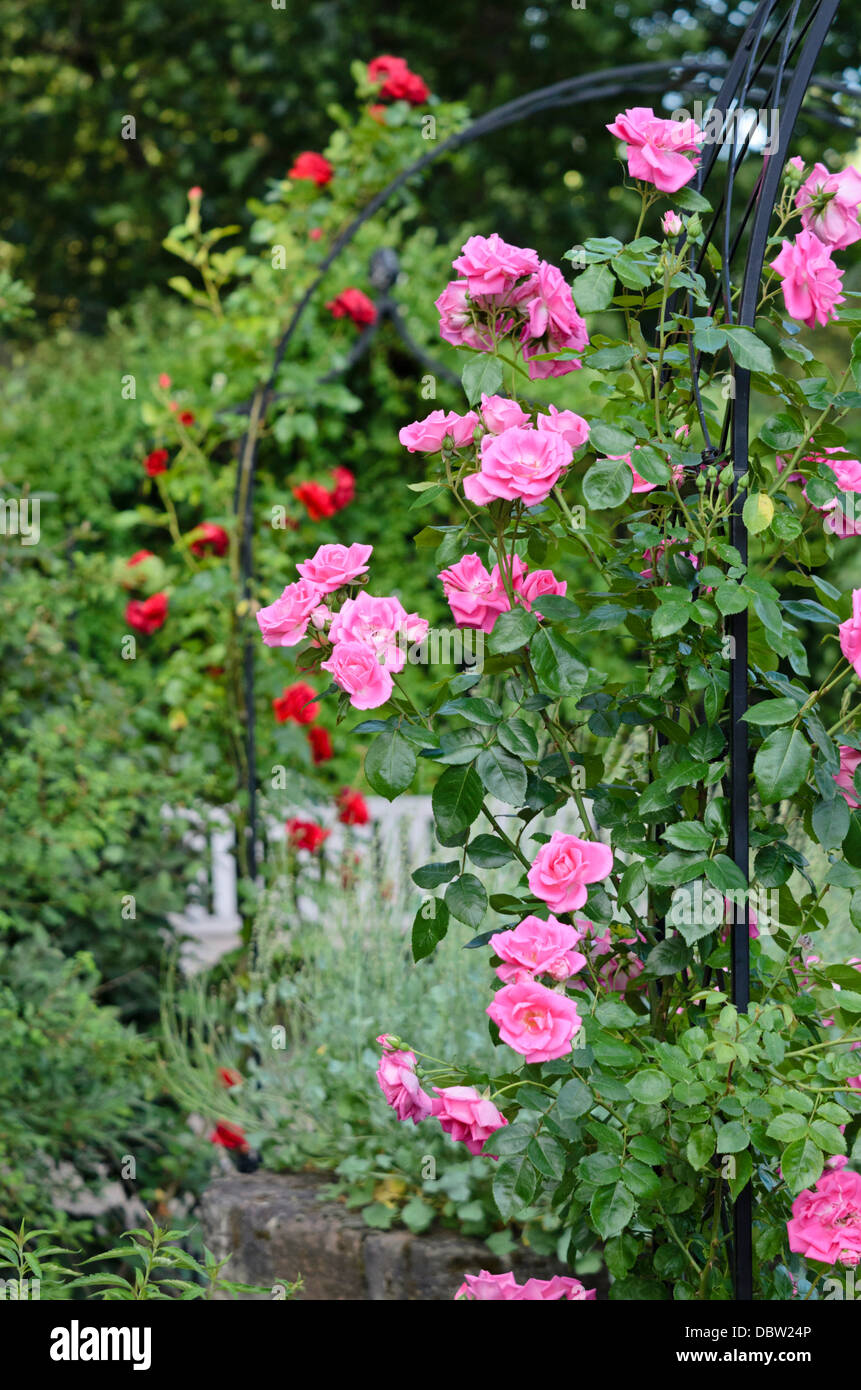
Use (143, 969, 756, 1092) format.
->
(236, 2, 854, 1299)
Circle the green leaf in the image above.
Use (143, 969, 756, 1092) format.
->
(487, 606, 538, 654)
(631, 445, 671, 485)
(673, 186, 712, 212)
(432, 764, 484, 838)
(445, 874, 488, 928)
(728, 1150, 753, 1203)
(411, 861, 459, 889)
(781, 1139, 824, 1195)
(715, 1121, 749, 1154)
(587, 343, 635, 369)
(475, 747, 528, 805)
(724, 326, 775, 374)
(492, 1156, 535, 1221)
(590, 1182, 635, 1240)
(754, 727, 811, 804)
(461, 356, 504, 406)
(643, 936, 692, 977)
(686, 1126, 716, 1170)
(760, 413, 805, 451)
(703, 854, 747, 893)
(530, 629, 588, 697)
(467, 834, 514, 868)
(572, 263, 615, 313)
(627, 1069, 671, 1105)
(555, 1078, 592, 1120)
(661, 822, 713, 852)
(583, 457, 633, 510)
(497, 717, 540, 760)
(411, 898, 450, 962)
(363, 728, 417, 801)
(741, 698, 798, 726)
(766, 1112, 808, 1143)
(438, 696, 503, 725)
(812, 795, 850, 849)
(742, 491, 774, 535)
(652, 600, 690, 638)
(588, 421, 636, 455)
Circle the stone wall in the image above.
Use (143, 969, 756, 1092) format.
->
(200, 1171, 601, 1301)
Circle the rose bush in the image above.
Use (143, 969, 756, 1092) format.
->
(262, 118, 861, 1299)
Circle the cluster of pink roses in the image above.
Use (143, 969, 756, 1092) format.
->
(256, 541, 428, 710)
(769, 160, 861, 329)
(434, 235, 589, 379)
(439, 552, 566, 634)
(788, 1165, 861, 1268)
(606, 108, 704, 194)
(375, 1037, 508, 1157)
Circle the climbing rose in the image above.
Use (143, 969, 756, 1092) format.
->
(536, 405, 589, 450)
(399, 409, 478, 453)
(367, 55, 407, 81)
(380, 67, 429, 104)
(480, 394, 530, 433)
(430, 1086, 507, 1157)
(329, 592, 427, 672)
(487, 979, 582, 1063)
(834, 746, 861, 808)
(144, 448, 169, 476)
(453, 233, 540, 299)
(770, 230, 845, 329)
(123, 550, 155, 586)
(272, 682, 319, 725)
(190, 522, 229, 557)
(435, 280, 491, 351)
(210, 1121, 248, 1151)
(839, 589, 861, 677)
(286, 819, 330, 853)
(519, 260, 589, 372)
(796, 162, 861, 250)
(787, 1166, 861, 1267)
(489, 915, 587, 985)
(321, 640, 393, 709)
(289, 151, 334, 186)
(296, 542, 373, 592)
(307, 726, 333, 764)
(125, 593, 168, 634)
(438, 553, 510, 633)
(819, 447, 861, 493)
(606, 107, 703, 193)
(329, 466, 356, 512)
(455, 1271, 596, 1301)
(515, 566, 567, 617)
(337, 788, 369, 826)
(256, 579, 322, 648)
(464, 426, 572, 506)
(528, 832, 614, 912)
(294, 481, 336, 521)
(376, 1047, 433, 1124)
(326, 288, 376, 327)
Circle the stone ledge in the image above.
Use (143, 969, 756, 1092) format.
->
(200, 1170, 601, 1301)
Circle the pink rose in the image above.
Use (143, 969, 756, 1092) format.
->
(787, 1166, 861, 1267)
(438, 553, 511, 633)
(487, 978, 582, 1063)
(430, 1086, 507, 1157)
(520, 261, 584, 344)
(399, 409, 478, 453)
(321, 640, 393, 709)
(489, 914, 587, 985)
(256, 579, 323, 647)
(528, 831, 614, 912)
(536, 404, 590, 450)
(820, 447, 861, 494)
(452, 233, 540, 299)
(435, 280, 490, 350)
(464, 426, 573, 507)
(454, 1270, 595, 1300)
(295, 542, 373, 592)
(796, 162, 861, 250)
(770, 230, 845, 329)
(834, 745, 861, 809)
(376, 1047, 433, 1124)
(606, 107, 703, 193)
(329, 592, 427, 673)
(662, 210, 683, 237)
(587, 924, 646, 992)
(480, 393, 530, 434)
(825, 505, 861, 538)
(515, 567, 567, 617)
(839, 589, 861, 677)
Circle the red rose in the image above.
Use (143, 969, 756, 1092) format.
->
(179, 410, 195, 427)
(325, 288, 377, 328)
(273, 682, 319, 725)
(217, 1067, 241, 1088)
(329, 466, 355, 512)
(127, 549, 154, 568)
(144, 448, 169, 476)
(210, 1121, 247, 1151)
(158, 373, 171, 389)
(190, 522, 229, 557)
(308, 726, 333, 764)
(286, 818, 330, 853)
(294, 481, 336, 521)
(337, 788, 370, 826)
(309, 227, 323, 241)
(188, 186, 203, 200)
(367, 54, 408, 81)
(289, 151, 334, 186)
(125, 592, 168, 634)
(381, 68, 430, 104)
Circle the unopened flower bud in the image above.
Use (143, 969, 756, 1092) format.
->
(719, 463, 734, 486)
(662, 210, 683, 238)
(686, 213, 702, 238)
(696, 472, 708, 492)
